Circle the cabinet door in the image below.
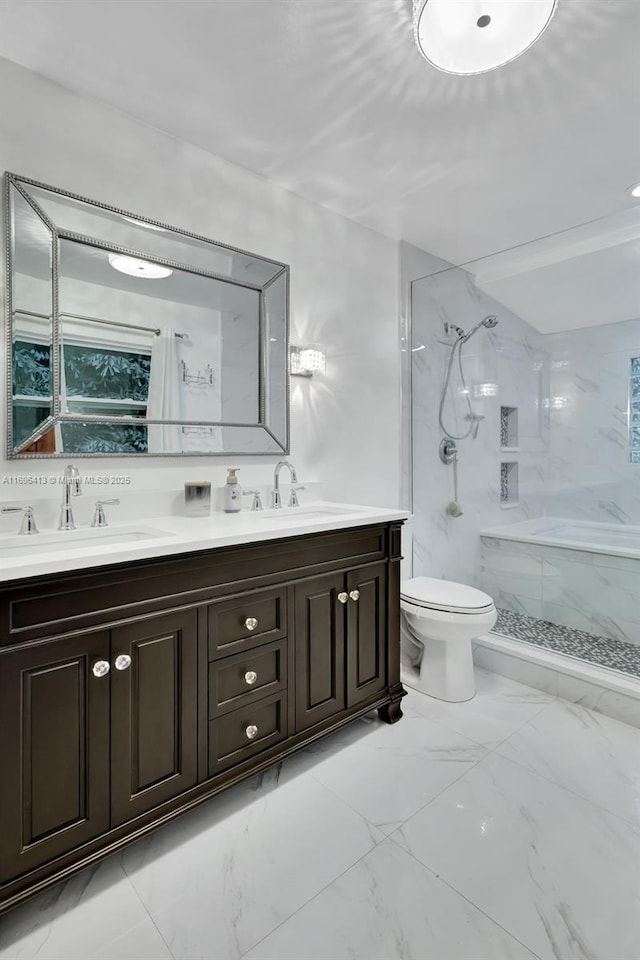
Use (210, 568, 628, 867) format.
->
(110, 610, 198, 826)
(294, 573, 346, 731)
(347, 563, 387, 707)
(0, 633, 110, 884)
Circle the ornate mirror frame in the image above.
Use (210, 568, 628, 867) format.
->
(5, 172, 290, 458)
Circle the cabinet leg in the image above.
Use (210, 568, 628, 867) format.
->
(378, 699, 403, 724)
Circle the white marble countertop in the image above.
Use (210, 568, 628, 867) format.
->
(0, 501, 409, 584)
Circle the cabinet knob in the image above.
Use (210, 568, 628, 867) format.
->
(114, 654, 132, 671)
(337, 592, 348, 604)
(244, 670, 258, 686)
(245, 724, 259, 740)
(92, 660, 110, 678)
(244, 616, 259, 631)
(349, 589, 360, 601)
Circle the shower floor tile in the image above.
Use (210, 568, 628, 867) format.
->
(493, 608, 640, 678)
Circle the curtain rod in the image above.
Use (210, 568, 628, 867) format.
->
(13, 307, 188, 339)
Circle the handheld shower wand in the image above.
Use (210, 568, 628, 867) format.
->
(438, 315, 499, 440)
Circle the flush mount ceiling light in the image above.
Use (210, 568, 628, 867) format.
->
(108, 253, 172, 279)
(627, 182, 640, 198)
(413, 0, 557, 75)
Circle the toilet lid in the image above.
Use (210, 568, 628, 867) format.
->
(400, 576, 495, 614)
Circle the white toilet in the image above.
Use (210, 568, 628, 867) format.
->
(400, 577, 497, 702)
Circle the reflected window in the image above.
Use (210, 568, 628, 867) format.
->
(62, 344, 150, 453)
(12, 340, 52, 447)
(12, 339, 152, 453)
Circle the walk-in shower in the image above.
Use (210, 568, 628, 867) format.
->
(407, 209, 640, 721)
(438, 315, 499, 440)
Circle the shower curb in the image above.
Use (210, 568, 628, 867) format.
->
(474, 633, 640, 730)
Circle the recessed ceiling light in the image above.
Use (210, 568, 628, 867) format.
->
(108, 253, 172, 279)
(413, 0, 557, 75)
(627, 182, 640, 198)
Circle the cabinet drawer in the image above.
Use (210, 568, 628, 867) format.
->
(208, 691, 288, 775)
(207, 588, 287, 659)
(208, 639, 287, 718)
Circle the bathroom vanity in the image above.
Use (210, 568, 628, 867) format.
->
(0, 510, 406, 914)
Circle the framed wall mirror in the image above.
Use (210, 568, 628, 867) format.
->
(5, 173, 290, 457)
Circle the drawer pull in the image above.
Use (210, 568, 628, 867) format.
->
(337, 592, 348, 604)
(92, 660, 110, 678)
(245, 724, 259, 740)
(244, 616, 259, 631)
(349, 589, 360, 601)
(114, 654, 132, 671)
(244, 670, 258, 686)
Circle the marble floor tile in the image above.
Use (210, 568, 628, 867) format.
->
(0, 859, 150, 960)
(497, 699, 640, 825)
(406, 667, 553, 748)
(123, 763, 383, 960)
(245, 838, 536, 960)
(300, 709, 486, 835)
(393, 752, 640, 960)
(89, 919, 173, 960)
(556, 673, 640, 730)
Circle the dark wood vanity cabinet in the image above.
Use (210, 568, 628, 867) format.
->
(0, 610, 198, 885)
(0, 522, 405, 914)
(0, 631, 111, 885)
(294, 562, 388, 731)
(110, 610, 199, 826)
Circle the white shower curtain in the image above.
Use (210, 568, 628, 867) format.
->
(147, 326, 182, 453)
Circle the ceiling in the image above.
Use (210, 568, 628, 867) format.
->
(0, 0, 639, 267)
(470, 208, 640, 332)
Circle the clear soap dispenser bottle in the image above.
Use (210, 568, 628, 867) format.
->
(223, 468, 241, 513)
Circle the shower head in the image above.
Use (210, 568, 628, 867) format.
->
(461, 315, 499, 342)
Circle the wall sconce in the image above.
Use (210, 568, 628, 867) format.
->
(290, 344, 326, 378)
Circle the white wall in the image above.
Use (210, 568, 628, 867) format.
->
(0, 58, 401, 518)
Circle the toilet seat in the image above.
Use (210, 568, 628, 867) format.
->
(401, 576, 495, 616)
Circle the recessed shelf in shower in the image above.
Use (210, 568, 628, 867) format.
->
(500, 406, 519, 451)
(500, 461, 519, 508)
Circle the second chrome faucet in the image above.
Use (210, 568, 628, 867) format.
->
(272, 460, 304, 509)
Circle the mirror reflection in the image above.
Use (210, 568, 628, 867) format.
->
(7, 174, 289, 457)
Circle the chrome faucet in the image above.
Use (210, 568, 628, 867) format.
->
(272, 460, 298, 508)
(59, 464, 82, 530)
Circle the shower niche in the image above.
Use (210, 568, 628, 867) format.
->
(500, 405, 519, 451)
(500, 461, 519, 508)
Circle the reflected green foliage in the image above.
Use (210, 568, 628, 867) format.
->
(13, 402, 51, 447)
(13, 341, 51, 396)
(61, 422, 148, 453)
(64, 345, 150, 400)
(13, 340, 151, 453)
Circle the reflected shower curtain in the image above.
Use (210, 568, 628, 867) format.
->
(147, 327, 182, 453)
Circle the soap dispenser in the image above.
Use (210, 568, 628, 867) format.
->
(223, 468, 241, 513)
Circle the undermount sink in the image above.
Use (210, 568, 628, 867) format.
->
(258, 505, 366, 521)
(1, 525, 174, 558)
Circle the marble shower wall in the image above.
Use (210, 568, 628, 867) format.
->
(543, 318, 640, 524)
(411, 265, 550, 589)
